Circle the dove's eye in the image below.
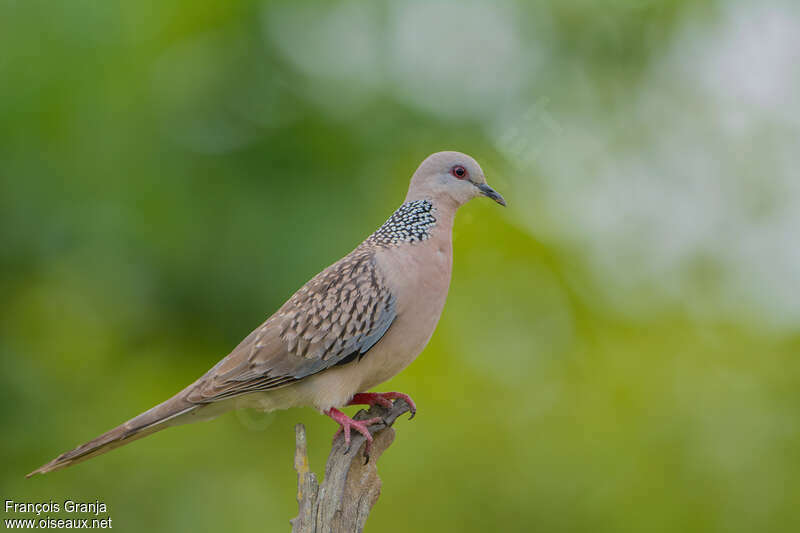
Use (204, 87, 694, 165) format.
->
(451, 165, 467, 179)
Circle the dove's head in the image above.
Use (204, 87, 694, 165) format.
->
(406, 151, 506, 208)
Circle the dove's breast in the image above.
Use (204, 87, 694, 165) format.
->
(361, 233, 453, 385)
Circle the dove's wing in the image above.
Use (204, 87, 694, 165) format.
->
(186, 247, 397, 403)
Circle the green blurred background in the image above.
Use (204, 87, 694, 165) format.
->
(3, 0, 800, 531)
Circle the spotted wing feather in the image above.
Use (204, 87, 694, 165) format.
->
(186, 247, 396, 403)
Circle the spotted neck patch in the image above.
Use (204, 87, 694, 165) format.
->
(367, 199, 437, 246)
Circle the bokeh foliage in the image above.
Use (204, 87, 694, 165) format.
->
(2, 0, 799, 532)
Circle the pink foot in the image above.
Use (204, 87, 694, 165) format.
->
(348, 392, 417, 419)
(325, 407, 383, 459)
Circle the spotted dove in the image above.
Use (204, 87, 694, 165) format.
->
(28, 151, 506, 476)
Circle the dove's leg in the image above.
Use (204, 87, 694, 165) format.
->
(348, 392, 417, 419)
(325, 408, 382, 458)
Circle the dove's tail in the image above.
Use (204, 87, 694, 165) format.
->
(27, 394, 201, 477)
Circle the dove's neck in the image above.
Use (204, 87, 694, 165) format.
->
(403, 188, 460, 234)
(425, 197, 457, 243)
(365, 196, 457, 249)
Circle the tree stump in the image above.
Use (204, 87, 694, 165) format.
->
(290, 399, 412, 533)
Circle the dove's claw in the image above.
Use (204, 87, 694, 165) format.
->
(327, 392, 416, 460)
(347, 392, 417, 419)
(326, 408, 382, 458)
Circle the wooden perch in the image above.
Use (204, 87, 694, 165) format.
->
(291, 399, 412, 533)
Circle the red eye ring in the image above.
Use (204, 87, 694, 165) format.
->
(451, 165, 467, 179)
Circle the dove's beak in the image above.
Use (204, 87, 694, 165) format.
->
(477, 183, 507, 207)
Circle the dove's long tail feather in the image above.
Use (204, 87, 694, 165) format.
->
(27, 395, 199, 477)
